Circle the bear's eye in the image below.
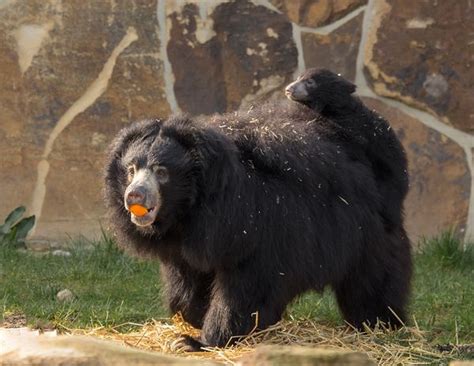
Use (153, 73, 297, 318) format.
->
(127, 165, 135, 180)
(152, 165, 169, 183)
(305, 79, 316, 87)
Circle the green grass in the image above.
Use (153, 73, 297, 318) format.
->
(411, 232, 474, 344)
(0, 235, 165, 330)
(1, 232, 473, 345)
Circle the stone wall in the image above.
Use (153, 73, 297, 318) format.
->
(0, 0, 472, 244)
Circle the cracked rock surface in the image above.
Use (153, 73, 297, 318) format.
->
(0, 0, 472, 242)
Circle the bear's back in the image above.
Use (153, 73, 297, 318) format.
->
(203, 100, 328, 142)
(195, 100, 361, 186)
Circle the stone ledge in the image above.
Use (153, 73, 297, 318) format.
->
(0, 330, 218, 366)
(0, 328, 376, 366)
(239, 345, 375, 365)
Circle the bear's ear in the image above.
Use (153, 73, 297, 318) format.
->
(108, 119, 162, 160)
(160, 116, 199, 149)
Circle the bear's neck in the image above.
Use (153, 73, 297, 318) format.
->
(319, 94, 360, 118)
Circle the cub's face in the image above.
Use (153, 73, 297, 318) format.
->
(285, 68, 356, 110)
(120, 134, 196, 229)
(285, 74, 317, 103)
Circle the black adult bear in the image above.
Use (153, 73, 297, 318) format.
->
(104, 100, 412, 351)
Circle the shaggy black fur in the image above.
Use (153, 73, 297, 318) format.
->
(104, 100, 412, 350)
(286, 68, 409, 229)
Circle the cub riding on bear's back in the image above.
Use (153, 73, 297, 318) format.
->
(286, 68, 409, 230)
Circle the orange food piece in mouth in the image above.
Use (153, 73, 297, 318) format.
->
(129, 204, 148, 217)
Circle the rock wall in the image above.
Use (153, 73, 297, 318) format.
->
(0, 0, 472, 244)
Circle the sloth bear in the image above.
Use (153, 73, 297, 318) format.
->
(104, 100, 412, 351)
(285, 68, 409, 229)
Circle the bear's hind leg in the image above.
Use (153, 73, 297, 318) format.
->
(334, 229, 412, 329)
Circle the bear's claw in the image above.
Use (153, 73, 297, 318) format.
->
(171, 335, 206, 352)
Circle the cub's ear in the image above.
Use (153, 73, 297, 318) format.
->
(337, 76, 356, 95)
(160, 116, 198, 149)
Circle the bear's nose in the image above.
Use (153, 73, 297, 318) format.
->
(125, 186, 146, 206)
(285, 85, 294, 95)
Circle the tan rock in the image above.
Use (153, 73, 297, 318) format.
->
(302, 12, 363, 81)
(0, 20, 39, 225)
(0, 330, 218, 366)
(0, 1, 170, 239)
(56, 289, 75, 302)
(239, 345, 375, 365)
(167, 0, 297, 115)
(0, 0, 471, 243)
(363, 98, 471, 243)
(270, 0, 367, 28)
(52, 249, 72, 257)
(364, 0, 474, 133)
(25, 238, 53, 252)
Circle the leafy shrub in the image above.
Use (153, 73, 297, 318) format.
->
(0, 206, 35, 248)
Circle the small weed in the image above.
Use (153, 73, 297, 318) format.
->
(0, 206, 35, 249)
(419, 230, 474, 270)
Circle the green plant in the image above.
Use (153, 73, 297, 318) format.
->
(420, 230, 474, 270)
(0, 206, 35, 248)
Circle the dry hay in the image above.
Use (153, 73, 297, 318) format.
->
(68, 314, 459, 365)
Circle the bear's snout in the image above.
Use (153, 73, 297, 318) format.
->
(285, 80, 309, 101)
(125, 186, 147, 207)
(122, 168, 161, 227)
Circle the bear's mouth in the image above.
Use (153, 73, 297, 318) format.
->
(130, 205, 159, 227)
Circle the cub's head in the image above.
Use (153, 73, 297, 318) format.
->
(105, 118, 200, 237)
(285, 68, 356, 111)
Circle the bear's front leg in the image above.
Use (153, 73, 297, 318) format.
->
(182, 262, 287, 349)
(160, 260, 214, 329)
